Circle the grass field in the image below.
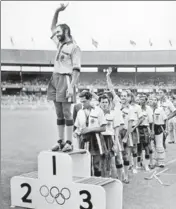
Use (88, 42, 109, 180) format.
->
(1, 108, 176, 209)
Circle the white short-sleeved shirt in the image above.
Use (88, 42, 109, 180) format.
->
(51, 33, 81, 74)
(140, 106, 153, 126)
(102, 109, 124, 136)
(121, 105, 135, 129)
(159, 99, 176, 116)
(130, 104, 143, 126)
(153, 107, 167, 125)
(74, 106, 107, 133)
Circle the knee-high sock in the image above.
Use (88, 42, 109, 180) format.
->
(65, 119, 74, 143)
(155, 133, 165, 165)
(129, 154, 134, 166)
(110, 157, 118, 178)
(149, 150, 154, 165)
(57, 119, 65, 142)
(169, 130, 174, 142)
(144, 155, 150, 169)
(142, 150, 150, 169)
(137, 156, 142, 167)
(133, 153, 138, 169)
(116, 164, 123, 181)
(174, 126, 176, 143)
(123, 161, 129, 179)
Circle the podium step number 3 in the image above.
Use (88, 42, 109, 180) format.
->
(11, 150, 123, 209)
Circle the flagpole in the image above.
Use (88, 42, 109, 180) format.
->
(169, 40, 172, 47)
(91, 37, 99, 50)
(149, 38, 153, 47)
(31, 37, 35, 49)
(10, 36, 15, 49)
(90, 38, 94, 51)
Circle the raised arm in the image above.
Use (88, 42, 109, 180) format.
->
(106, 68, 121, 103)
(51, 3, 68, 31)
(89, 85, 99, 101)
(167, 110, 176, 120)
(106, 67, 114, 91)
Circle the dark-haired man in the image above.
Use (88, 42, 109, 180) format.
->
(74, 91, 107, 176)
(128, 93, 144, 174)
(138, 94, 153, 171)
(47, 4, 81, 152)
(151, 95, 168, 167)
(99, 94, 124, 179)
(118, 90, 135, 183)
(158, 89, 176, 146)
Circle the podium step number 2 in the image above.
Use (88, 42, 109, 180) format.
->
(11, 150, 123, 209)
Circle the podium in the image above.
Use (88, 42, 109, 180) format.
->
(11, 149, 123, 209)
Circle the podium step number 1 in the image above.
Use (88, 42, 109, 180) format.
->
(11, 150, 123, 209)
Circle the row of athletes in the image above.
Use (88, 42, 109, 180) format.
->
(47, 3, 176, 183)
(51, 69, 176, 184)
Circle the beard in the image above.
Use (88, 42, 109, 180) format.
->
(57, 33, 65, 42)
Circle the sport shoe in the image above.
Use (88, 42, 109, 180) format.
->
(122, 178, 130, 184)
(144, 165, 150, 172)
(132, 168, 138, 174)
(149, 164, 155, 169)
(51, 140, 65, 152)
(128, 165, 133, 171)
(62, 140, 73, 152)
(51, 144, 61, 151)
(168, 141, 175, 144)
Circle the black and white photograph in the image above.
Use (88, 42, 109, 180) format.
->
(1, 1, 176, 209)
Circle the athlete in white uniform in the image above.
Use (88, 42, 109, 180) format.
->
(118, 90, 135, 183)
(74, 91, 107, 176)
(128, 93, 144, 173)
(99, 94, 124, 179)
(138, 94, 153, 171)
(152, 95, 168, 167)
(158, 89, 176, 146)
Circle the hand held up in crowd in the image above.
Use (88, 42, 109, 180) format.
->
(106, 67, 112, 76)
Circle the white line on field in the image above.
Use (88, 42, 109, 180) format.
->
(155, 168, 169, 176)
(155, 158, 176, 176)
(166, 158, 176, 166)
(161, 173, 176, 176)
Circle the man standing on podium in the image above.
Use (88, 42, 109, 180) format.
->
(47, 3, 81, 152)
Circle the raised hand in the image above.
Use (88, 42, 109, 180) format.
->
(51, 2, 69, 32)
(57, 2, 69, 12)
(106, 67, 112, 76)
(89, 85, 94, 93)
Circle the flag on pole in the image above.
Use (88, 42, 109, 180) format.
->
(91, 38, 99, 48)
(10, 36, 14, 46)
(130, 40, 136, 46)
(149, 38, 153, 46)
(169, 40, 172, 47)
(31, 37, 35, 48)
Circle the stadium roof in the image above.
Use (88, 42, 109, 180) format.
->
(1, 49, 176, 67)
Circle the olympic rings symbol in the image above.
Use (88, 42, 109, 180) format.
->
(39, 185, 71, 205)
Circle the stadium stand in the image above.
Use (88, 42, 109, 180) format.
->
(1, 49, 176, 109)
